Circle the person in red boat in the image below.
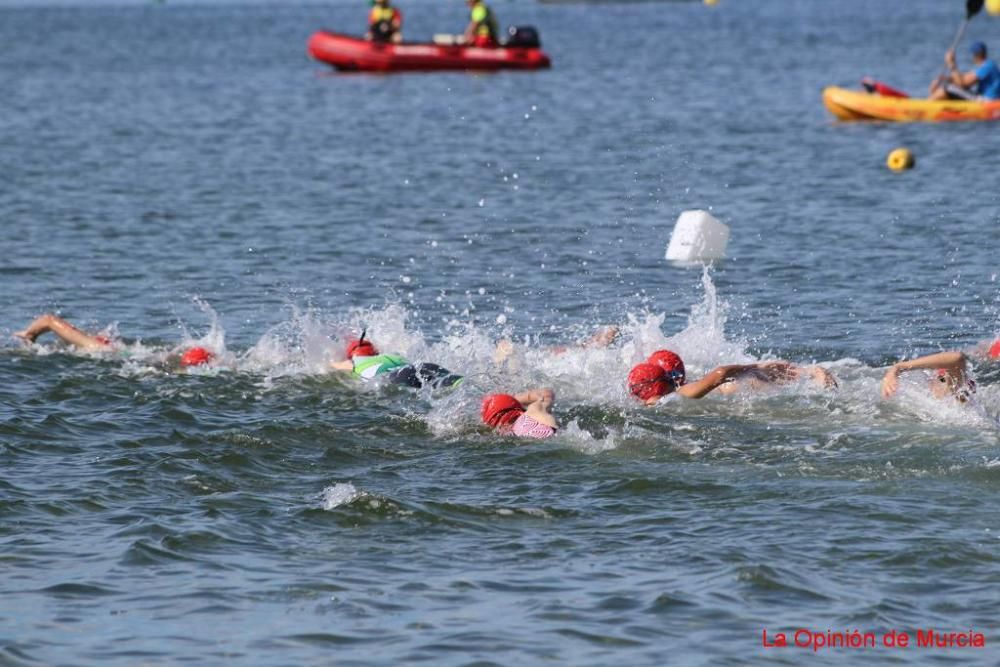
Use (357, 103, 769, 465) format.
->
(481, 387, 557, 440)
(627, 349, 837, 406)
(14, 313, 214, 368)
(463, 0, 499, 47)
(366, 0, 402, 43)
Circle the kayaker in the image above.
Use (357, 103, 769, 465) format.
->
(929, 41, 1000, 100)
(329, 330, 463, 389)
(366, 0, 403, 44)
(881, 351, 976, 403)
(481, 387, 558, 440)
(463, 0, 499, 47)
(14, 313, 214, 367)
(628, 349, 837, 406)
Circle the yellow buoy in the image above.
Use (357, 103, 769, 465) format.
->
(886, 148, 915, 172)
(704, 0, 719, 6)
(987, 0, 1000, 16)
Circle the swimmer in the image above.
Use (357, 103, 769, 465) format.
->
(14, 314, 214, 368)
(178, 346, 215, 368)
(480, 387, 557, 440)
(628, 348, 837, 405)
(493, 325, 620, 366)
(329, 330, 463, 389)
(881, 351, 975, 403)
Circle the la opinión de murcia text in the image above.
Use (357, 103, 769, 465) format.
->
(762, 629, 986, 652)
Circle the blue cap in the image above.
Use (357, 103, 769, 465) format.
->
(970, 41, 987, 57)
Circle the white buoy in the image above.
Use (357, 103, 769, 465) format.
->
(665, 210, 729, 262)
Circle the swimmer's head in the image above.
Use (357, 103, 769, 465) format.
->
(180, 346, 213, 367)
(930, 368, 975, 403)
(481, 393, 524, 429)
(647, 349, 686, 386)
(929, 368, 955, 399)
(989, 339, 1000, 360)
(346, 329, 378, 359)
(628, 362, 676, 403)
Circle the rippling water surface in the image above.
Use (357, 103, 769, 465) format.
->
(2, 0, 1000, 664)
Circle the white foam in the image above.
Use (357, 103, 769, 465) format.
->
(320, 483, 363, 510)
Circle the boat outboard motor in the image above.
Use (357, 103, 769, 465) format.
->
(505, 25, 540, 48)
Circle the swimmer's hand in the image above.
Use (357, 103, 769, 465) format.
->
(493, 339, 514, 365)
(751, 360, 797, 383)
(805, 365, 838, 389)
(582, 326, 619, 349)
(881, 364, 901, 398)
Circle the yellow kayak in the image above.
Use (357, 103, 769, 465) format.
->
(823, 86, 1000, 122)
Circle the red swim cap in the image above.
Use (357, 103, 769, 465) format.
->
(481, 393, 524, 428)
(180, 346, 213, 367)
(628, 363, 673, 401)
(989, 339, 1000, 359)
(346, 338, 379, 358)
(647, 349, 686, 385)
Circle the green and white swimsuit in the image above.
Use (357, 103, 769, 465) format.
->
(351, 354, 409, 380)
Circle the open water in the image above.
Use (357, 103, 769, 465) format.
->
(2, 0, 1000, 664)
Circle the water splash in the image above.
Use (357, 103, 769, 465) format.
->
(320, 483, 363, 510)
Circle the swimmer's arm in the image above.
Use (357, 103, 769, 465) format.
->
(493, 339, 515, 365)
(15, 314, 107, 350)
(329, 360, 354, 372)
(681, 361, 808, 398)
(677, 365, 757, 399)
(804, 365, 838, 389)
(513, 387, 554, 408)
(881, 351, 966, 398)
(756, 361, 837, 389)
(50, 321, 107, 350)
(516, 387, 557, 428)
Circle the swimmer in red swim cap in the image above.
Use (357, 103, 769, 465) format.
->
(329, 329, 464, 390)
(481, 387, 557, 440)
(179, 346, 214, 368)
(15, 314, 216, 369)
(13, 314, 114, 350)
(628, 349, 837, 405)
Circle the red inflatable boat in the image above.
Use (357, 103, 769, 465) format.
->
(307, 30, 551, 72)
